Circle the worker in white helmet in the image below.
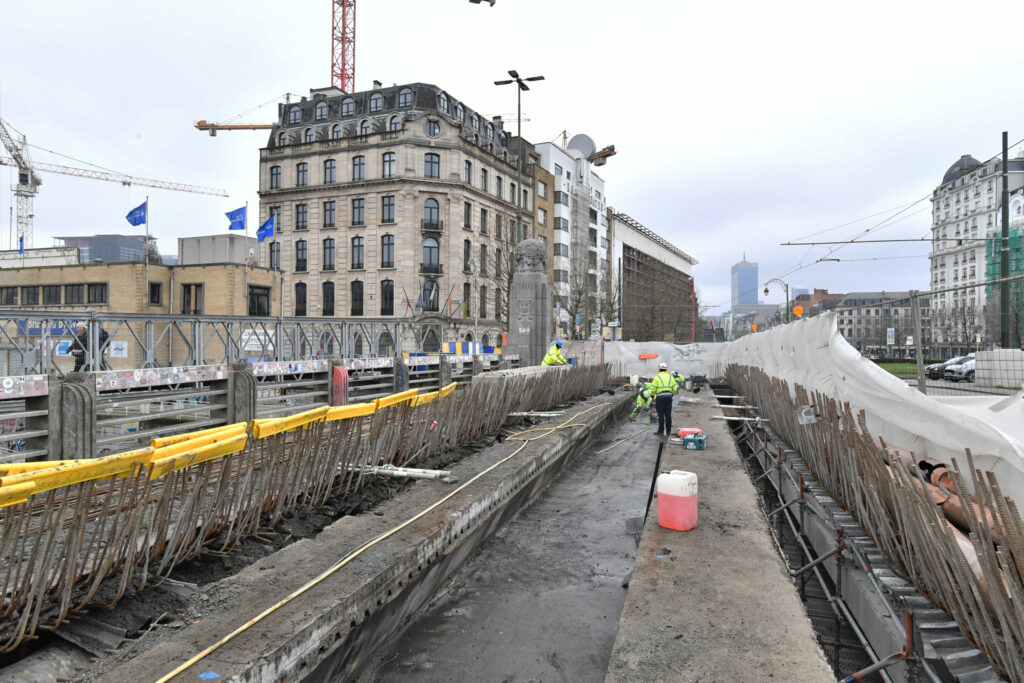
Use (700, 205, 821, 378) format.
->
(649, 362, 679, 436)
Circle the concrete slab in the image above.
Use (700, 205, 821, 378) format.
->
(606, 396, 833, 682)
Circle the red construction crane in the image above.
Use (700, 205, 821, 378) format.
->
(332, 0, 356, 93)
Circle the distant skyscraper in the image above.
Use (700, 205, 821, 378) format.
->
(731, 254, 758, 307)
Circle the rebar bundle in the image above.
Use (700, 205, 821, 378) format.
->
(0, 364, 608, 651)
(726, 364, 1024, 679)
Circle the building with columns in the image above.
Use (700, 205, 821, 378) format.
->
(257, 82, 540, 349)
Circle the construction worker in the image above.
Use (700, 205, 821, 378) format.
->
(629, 383, 653, 421)
(672, 371, 686, 389)
(542, 340, 567, 366)
(649, 362, 679, 436)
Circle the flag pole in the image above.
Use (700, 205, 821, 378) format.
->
(144, 195, 150, 293)
(244, 201, 249, 315)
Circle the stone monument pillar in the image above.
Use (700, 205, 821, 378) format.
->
(505, 239, 553, 367)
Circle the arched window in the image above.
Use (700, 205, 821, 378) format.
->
(315, 101, 328, 120)
(324, 159, 336, 184)
(422, 238, 440, 273)
(294, 282, 307, 316)
(438, 93, 449, 114)
(389, 116, 401, 131)
(455, 103, 464, 121)
(269, 166, 281, 189)
(486, 123, 493, 140)
(421, 280, 439, 312)
(303, 128, 314, 143)
(482, 333, 489, 347)
(331, 123, 342, 139)
(288, 106, 301, 124)
(341, 98, 354, 116)
(380, 280, 394, 316)
(423, 199, 439, 228)
(322, 238, 335, 270)
(359, 120, 371, 136)
(296, 162, 308, 186)
(277, 131, 287, 146)
(351, 236, 364, 269)
(377, 330, 395, 355)
(470, 114, 479, 131)
(369, 93, 384, 112)
(321, 281, 334, 316)
(295, 240, 307, 272)
(424, 153, 439, 178)
(354, 333, 364, 356)
(398, 88, 414, 108)
(381, 234, 395, 268)
(350, 281, 364, 316)
(382, 152, 395, 178)
(352, 155, 365, 180)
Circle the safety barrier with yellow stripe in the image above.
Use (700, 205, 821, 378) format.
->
(0, 383, 457, 510)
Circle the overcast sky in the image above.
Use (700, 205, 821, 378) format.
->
(3, 0, 1024, 313)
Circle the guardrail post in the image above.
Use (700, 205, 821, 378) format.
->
(60, 373, 96, 460)
(229, 362, 256, 424)
(438, 355, 452, 389)
(38, 374, 61, 461)
(393, 356, 409, 393)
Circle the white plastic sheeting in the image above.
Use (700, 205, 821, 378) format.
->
(602, 341, 725, 379)
(719, 313, 1024, 501)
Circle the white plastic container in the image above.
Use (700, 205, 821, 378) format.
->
(656, 470, 698, 531)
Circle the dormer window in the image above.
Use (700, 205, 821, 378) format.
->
(331, 123, 342, 139)
(486, 123, 494, 140)
(277, 131, 287, 146)
(341, 98, 355, 116)
(399, 88, 414, 108)
(303, 128, 314, 143)
(315, 101, 328, 120)
(360, 120, 371, 136)
(438, 93, 450, 114)
(370, 93, 384, 112)
(455, 103, 464, 121)
(288, 106, 301, 124)
(470, 114, 479, 131)
(389, 116, 401, 132)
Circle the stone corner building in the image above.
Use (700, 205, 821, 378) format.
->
(258, 82, 540, 350)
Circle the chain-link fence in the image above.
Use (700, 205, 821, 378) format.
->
(833, 274, 1024, 397)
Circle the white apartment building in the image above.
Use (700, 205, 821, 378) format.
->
(534, 137, 611, 339)
(929, 153, 1024, 348)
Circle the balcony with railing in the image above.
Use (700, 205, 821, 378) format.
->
(421, 219, 443, 233)
(420, 263, 443, 275)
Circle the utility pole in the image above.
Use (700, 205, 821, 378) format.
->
(910, 290, 927, 394)
(1001, 131, 1011, 349)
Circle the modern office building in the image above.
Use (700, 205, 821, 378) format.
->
(929, 153, 1024, 347)
(257, 82, 540, 349)
(609, 212, 697, 342)
(731, 255, 758, 307)
(534, 136, 612, 339)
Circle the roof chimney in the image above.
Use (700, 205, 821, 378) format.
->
(373, 80, 382, 90)
(492, 116, 503, 129)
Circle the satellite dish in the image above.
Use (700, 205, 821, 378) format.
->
(567, 133, 596, 159)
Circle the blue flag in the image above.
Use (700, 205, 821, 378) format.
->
(256, 215, 274, 243)
(18, 236, 24, 254)
(125, 201, 147, 226)
(225, 206, 246, 230)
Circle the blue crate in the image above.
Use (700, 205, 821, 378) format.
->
(682, 434, 707, 450)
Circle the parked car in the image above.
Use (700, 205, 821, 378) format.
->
(945, 357, 976, 383)
(926, 356, 966, 380)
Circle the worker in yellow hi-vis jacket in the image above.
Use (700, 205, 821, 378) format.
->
(541, 340, 567, 366)
(649, 362, 679, 436)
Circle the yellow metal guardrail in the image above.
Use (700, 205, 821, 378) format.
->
(0, 383, 462, 509)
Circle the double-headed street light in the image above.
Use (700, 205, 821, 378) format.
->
(494, 70, 543, 244)
(763, 278, 791, 324)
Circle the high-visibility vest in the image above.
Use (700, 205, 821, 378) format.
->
(650, 370, 678, 395)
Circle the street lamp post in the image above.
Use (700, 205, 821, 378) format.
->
(494, 70, 543, 244)
(764, 279, 791, 324)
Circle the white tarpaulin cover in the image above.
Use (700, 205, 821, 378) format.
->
(601, 341, 725, 379)
(719, 313, 1024, 501)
